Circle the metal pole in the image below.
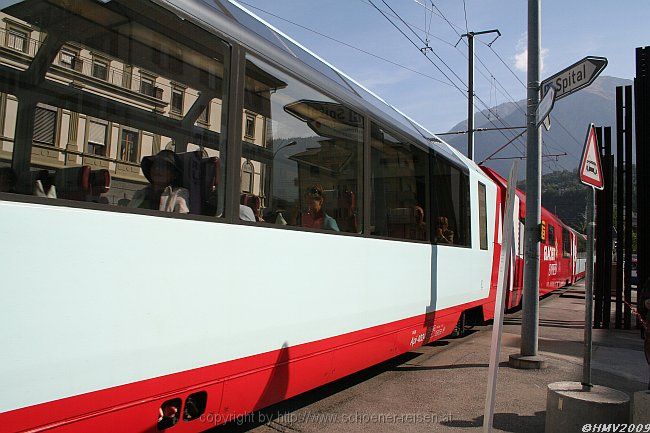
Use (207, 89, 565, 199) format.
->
(467, 33, 475, 161)
(603, 127, 613, 329)
(594, 127, 604, 328)
(624, 84, 634, 329)
(583, 188, 595, 388)
(615, 87, 624, 329)
(518, 0, 542, 362)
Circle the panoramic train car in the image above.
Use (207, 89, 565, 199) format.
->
(0, 0, 504, 432)
(481, 167, 585, 310)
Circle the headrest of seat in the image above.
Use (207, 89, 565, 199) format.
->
(89, 169, 111, 195)
(55, 166, 91, 200)
(0, 167, 17, 192)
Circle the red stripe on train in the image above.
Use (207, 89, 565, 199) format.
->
(1, 300, 486, 433)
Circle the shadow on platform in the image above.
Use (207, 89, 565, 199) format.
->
(440, 410, 546, 432)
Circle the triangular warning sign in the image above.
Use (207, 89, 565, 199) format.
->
(579, 124, 604, 190)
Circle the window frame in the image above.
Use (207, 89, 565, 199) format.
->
(170, 86, 185, 114)
(139, 72, 159, 98)
(478, 181, 488, 250)
(117, 127, 140, 163)
(244, 111, 255, 140)
(240, 159, 254, 193)
(548, 223, 556, 246)
(86, 118, 109, 157)
(0, 2, 477, 243)
(5, 23, 30, 53)
(0, 3, 235, 221)
(430, 152, 472, 248)
(33, 104, 58, 146)
(368, 121, 431, 242)
(60, 46, 81, 72)
(91, 56, 109, 81)
(562, 227, 571, 258)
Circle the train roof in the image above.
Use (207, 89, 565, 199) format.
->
(149, 0, 474, 170)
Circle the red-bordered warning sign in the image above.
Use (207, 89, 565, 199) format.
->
(579, 124, 604, 190)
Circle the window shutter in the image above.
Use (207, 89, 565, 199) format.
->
(33, 107, 56, 145)
(88, 121, 106, 145)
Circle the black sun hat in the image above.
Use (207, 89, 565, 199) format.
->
(140, 150, 183, 184)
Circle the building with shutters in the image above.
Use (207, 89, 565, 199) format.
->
(0, 11, 266, 206)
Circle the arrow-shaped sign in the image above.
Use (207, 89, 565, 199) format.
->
(542, 56, 607, 101)
(536, 86, 556, 128)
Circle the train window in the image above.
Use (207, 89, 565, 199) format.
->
(548, 224, 555, 246)
(0, 2, 230, 218)
(562, 228, 571, 258)
(478, 182, 488, 250)
(432, 156, 471, 247)
(239, 55, 363, 233)
(0, 92, 17, 193)
(577, 235, 586, 258)
(370, 123, 429, 241)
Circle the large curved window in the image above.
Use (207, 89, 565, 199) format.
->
(370, 123, 429, 241)
(432, 156, 471, 247)
(0, 1, 229, 218)
(239, 55, 363, 233)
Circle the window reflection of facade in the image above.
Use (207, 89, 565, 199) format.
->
(0, 6, 229, 211)
(0, 2, 477, 247)
(239, 56, 363, 233)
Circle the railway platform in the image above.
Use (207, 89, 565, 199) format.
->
(209, 281, 648, 433)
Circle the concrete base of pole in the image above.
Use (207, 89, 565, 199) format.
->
(508, 354, 546, 369)
(632, 390, 650, 423)
(545, 382, 630, 433)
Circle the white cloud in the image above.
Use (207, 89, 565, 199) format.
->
(514, 32, 549, 73)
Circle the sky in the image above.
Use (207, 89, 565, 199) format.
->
(234, 0, 650, 133)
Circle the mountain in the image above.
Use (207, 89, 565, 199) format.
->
(444, 76, 633, 178)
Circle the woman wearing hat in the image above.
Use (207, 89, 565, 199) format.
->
(129, 150, 190, 213)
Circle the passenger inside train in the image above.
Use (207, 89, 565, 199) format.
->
(296, 184, 340, 231)
(129, 150, 189, 213)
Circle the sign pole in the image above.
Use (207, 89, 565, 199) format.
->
(509, 0, 544, 370)
(582, 187, 595, 388)
(483, 162, 518, 433)
(577, 122, 605, 386)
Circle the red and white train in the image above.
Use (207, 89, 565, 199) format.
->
(0, 1, 584, 432)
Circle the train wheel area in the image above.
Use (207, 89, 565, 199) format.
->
(204, 282, 647, 433)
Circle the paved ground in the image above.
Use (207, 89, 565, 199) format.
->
(208, 282, 648, 433)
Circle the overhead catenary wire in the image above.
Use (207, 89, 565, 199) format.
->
(234, 0, 455, 88)
(367, 0, 530, 158)
(239, 0, 526, 159)
(425, 1, 570, 169)
(241, 0, 541, 163)
(369, 0, 524, 155)
(410, 0, 567, 167)
(461, 0, 469, 34)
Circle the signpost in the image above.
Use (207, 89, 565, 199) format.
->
(484, 161, 518, 433)
(579, 123, 604, 388)
(542, 56, 608, 100)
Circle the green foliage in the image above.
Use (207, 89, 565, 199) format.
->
(518, 166, 636, 233)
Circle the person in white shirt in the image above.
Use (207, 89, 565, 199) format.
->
(129, 150, 189, 213)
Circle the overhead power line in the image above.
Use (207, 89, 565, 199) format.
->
(235, 0, 454, 88)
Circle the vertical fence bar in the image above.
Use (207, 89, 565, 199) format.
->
(603, 127, 613, 328)
(615, 87, 624, 329)
(624, 85, 634, 329)
(594, 126, 604, 328)
(636, 48, 650, 328)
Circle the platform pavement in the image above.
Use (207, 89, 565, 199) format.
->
(208, 281, 648, 433)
